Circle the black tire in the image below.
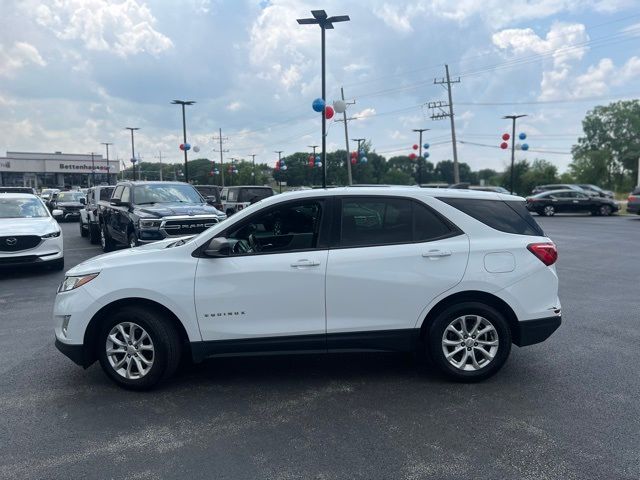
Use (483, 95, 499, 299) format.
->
(100, 223, 115, 253)
(128, 231, 139, 248)
(89, 223, 100, 244)
(542, 205, 555, 217)
(80, 219, 88, 237)
(599, 204, 612, 216)
(49, 257, 65, 271)
(427, 302, 512, 382)
(97, 305, 182, 390)
(226, 209, 235, 217)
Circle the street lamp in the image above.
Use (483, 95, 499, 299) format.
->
(101, 142, 112, 185)
(125, 127, 139, 181)
(412, 129, 429, 185)
(171, 100, 196, 183)
(503, 114, 527, 194)
(297, 10, 350, 189)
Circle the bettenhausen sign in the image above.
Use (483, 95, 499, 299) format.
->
(59, 163, 111, 171)
(0, 160, 9, 169)
(0, 151, 119, 173)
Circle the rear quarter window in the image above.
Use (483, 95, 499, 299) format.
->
(437, 197, 545, 236)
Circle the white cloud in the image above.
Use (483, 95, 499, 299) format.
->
(353, 107, 376, 120)
(373, 3, 417, 33)
(226, 101, 243, 112)
(0, 41, 46, 76)
(28, 0, 173, 57)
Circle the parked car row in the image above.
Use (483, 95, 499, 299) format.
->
(526, 189, 619, 216)
(532, 183, 614, 198)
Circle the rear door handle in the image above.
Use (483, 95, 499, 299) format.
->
(290, 259, 321, 268)
(422, 249, 452, 258)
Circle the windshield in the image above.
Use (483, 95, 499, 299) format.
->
(56, 192, 85, 202)
(133, 184, 204, 204)
(0, 197, 50, 218)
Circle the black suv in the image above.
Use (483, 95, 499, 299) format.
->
(100, 181, 226, 251)
(79, 185, 114, 243)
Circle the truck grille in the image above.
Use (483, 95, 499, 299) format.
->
(0, 235, 42, 252)
(163, 218, 218, 236)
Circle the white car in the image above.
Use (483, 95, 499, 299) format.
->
(0, 193, 64, 270)
(54, 187, 561, 389)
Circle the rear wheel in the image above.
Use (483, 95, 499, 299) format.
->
(128, 231, 139, 248)
(427, 302, 511, 382)
(89, 223, 100, 244)
(97, 306, 182, 390)
(599, 204, 612, 216)
(100, 224, 115, 252)
(79, 219, 88, 237)
(542, 205, 555, 216)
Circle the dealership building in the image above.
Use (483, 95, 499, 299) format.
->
(0, 151, 120, 189)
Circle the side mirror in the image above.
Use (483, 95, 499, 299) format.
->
(79, 197, 86, 205)
(52, 209, 63, 218)
(110, 199, 121, 206)
(204, 237, 231, 257)
(205, 196, 217, 206)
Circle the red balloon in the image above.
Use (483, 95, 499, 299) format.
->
(351, 158, 357, 165)
(500, 142, 509, 149)
(412, 144, 419, 150)
(325, 105, 334, 120)
(179, 144, 185, 151)
(308, 155, 314, 162)
(409, 153, 417, 160)
(502, 133, 510, 141)
(351, 151, 358, 158)
(275, 163, 281, 170)
(309, 160, 314, 167)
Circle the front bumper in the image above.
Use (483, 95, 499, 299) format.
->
(513, 315, 562, 347)
(55, 338, 87, 367)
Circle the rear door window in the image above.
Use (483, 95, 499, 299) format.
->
(99, 188, 114, 201)
(438, 197, 544, 236)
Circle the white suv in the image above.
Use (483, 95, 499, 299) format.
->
(54, 187, 561, 389)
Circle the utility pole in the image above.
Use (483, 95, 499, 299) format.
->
(335, 86, 356, 185)
(308, 145, 318, 186)
(154, 151, 163, 181)
(503, 114, 527, 194)
(213, 128, 229, 186)
(120, 160, 126, 181)
(430, 64, 461, 183)
(125, 127, 139, 181)
(352, 138, 365, 155)
(412, 129, 429, 185)
(90, 152, 95, 187)
(171, 100, 195, 183)
(101, 142, 112, 185)
(250, 154, 257, 184)
(275, 150, 284, 193)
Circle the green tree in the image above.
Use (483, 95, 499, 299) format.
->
(521, 159, 558, 194)
(571, 100, 640, 190)
(500, 159, 530, 195)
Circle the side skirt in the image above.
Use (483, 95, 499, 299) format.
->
(190, 329, 421, 363)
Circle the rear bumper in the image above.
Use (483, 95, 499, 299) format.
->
(627, 203, 640, 214)
(55, 338, 87, 367)
(514, 315, 562, 347)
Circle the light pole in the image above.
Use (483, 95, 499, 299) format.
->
(90, 152, 95, 187)
(297, 10, 350, 189)
(275, 150, 284, 193)
(171, 100, 195, 183)
(125, 127, 139, 181)
(412, 129, 429, 185)
(250, 154, 257, 184)
(101, 142, 112, 185)
(503, 114, 527, 194)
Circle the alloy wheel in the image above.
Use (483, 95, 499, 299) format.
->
(600, 205, 611, 216)
(544, 205, 555, 216)
(105, 322, 155, 380)
(441, 315, 499, 371)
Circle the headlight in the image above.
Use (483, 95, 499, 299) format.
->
(58, 273, 99, 293)
(139, 219, 162, 229)
(42, 230, 61, 238)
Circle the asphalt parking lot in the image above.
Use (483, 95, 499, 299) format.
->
(1, 215, 639, 480)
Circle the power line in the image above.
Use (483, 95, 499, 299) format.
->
(458, 140, 572, 155)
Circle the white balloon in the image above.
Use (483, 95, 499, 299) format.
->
(333, 100, 347, 114)
(193, 145, 200, 153)
(515, 143, 522, 150)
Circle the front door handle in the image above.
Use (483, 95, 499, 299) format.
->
(422, 249, 452, 258)
(290, 259, 321, 268)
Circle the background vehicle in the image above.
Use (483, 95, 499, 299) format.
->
(0, 193, 63, 270)
(194, 185, 223, 211)
(40, 188, 60, 208)
(79, 186, 114, 243)
(51, 191, 86, 221)
(627, 187, 640, 215)
(220, 186, 275, 216)
(577, 184, 614, 198)
(526, 189, 619, 216)
(0, 186, 37, 194)
(99, 181, 226, 252)
(54, 187, 561, 389)
(532, 184, 588, 195)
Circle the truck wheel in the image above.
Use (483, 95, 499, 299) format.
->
(128, 232, 139, 248)
(89, 223, 100, 244)
(80, 220, 88, 237)
(427, 302, 511, 382)
(97, 305, 182, 390)
(101, 224, 115, 252)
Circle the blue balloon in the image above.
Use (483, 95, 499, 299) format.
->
(316, 161, 322, 168)
(423, 143, 430, 149)
(359, 149, 365, 156)
(281, 165, 287, 171)
(519, 132, 527, 140)
(184, 143, 191, 151)
(361, 156, 368, 163)
(423, 152, 430, 158)
(312, 98, 325, 112)
(315, 155, 321, 162)
(280, 159, 285, 166)
(521, 143, 529, 151)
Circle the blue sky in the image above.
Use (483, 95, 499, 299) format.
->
(1, 0, 640, 173)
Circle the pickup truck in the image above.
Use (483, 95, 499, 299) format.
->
(79, 185, 114, 243)
(99, 181, 226, 252)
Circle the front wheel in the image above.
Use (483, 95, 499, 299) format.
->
(542, 205, 555, 216)
(88, 223, 100, 244)
(80, 219, 88, 237)
(97, 306, 182, 390)
(427, 302, 512, 382)
(599, 204, 612, 216)
(100, 224, 115, 252)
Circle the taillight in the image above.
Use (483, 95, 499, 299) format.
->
(628, 195, 637, 202)
(527, 242, 558, 266)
